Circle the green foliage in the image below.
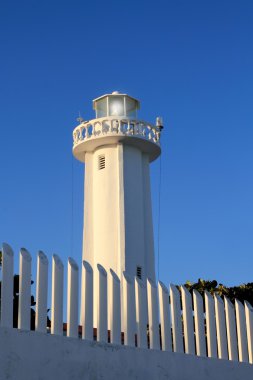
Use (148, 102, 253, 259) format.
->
(183, 278, 253, 305)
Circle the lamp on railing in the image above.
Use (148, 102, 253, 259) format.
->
(156, 116, 164, 131)
(93, 91, 140, 118)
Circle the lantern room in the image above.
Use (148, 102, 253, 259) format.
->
(93, 91, 140, 118)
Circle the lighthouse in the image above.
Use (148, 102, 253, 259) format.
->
(73, 91, 162, 286)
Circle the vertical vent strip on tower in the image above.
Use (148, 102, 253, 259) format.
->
(136, 266, 142, 279)
(98, 155, 105, 170)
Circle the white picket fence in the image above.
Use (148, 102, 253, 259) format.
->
(1, 242, 253, 364)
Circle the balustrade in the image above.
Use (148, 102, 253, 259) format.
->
(73, 117, 161, 147)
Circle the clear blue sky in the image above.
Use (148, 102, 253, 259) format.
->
(1, 0, 253, 288)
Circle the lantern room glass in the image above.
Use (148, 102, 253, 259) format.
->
(95, 97, 107, 118)
(125, 97, 137, 118)
(109, 96, 124, 116)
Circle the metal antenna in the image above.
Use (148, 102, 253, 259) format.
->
(77, 111, 84, 124)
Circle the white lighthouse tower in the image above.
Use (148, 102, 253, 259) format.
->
(73, 91, 162, 286)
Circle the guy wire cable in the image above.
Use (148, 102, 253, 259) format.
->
(71, 152, 74, 257)
(157, 147, 162, 281)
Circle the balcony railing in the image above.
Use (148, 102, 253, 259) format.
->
(73, 117, 161, 147)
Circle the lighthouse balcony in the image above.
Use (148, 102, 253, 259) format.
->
(73, 117, 161, 162)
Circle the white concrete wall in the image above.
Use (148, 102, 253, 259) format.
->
(123, 145, 146, 278)
(82, 152, 94, 267)
(142, 153, 156, 281)
(3, 243, 253, 365)
(82, 144, 156, 284)
(0, 327, 252, 380)
(92, 145, 120, 274)
(83, 145, 122, 327)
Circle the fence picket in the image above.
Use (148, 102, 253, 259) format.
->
(18, 248, 32, 330)
(122, 272, 135, 347)
(170, 284, 183, 353)
(245, 301, 253, 364)
(80, 261, 93, 340)
(193, 289, 206, 357)
(109, 269, 121, 345)
(224, 296, 238, 361)
(35, 251, 48, 333)
(181, 286, 195, 354)
(214, 294, 228, 359)
(135, 277, 148, 349)
(97, 264, 107, 342)
(235, 299, 248, 363)
(205, 291, 217, 358)
(158, 281, 172, 352)
(1, 243, 14, 328)
(67, 258, 79, 338)
(147, 278, 160, 350)
(51, 254, 64, 335)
